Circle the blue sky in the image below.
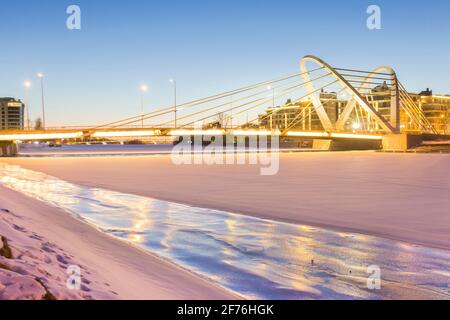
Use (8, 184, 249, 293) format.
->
(0, 0, 449, 126)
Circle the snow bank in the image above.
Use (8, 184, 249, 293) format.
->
(0, 187, 236, 300)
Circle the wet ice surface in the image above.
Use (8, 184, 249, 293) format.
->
(0, 163, 449, 299)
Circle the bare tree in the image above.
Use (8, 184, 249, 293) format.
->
(35, 118, 43, 130)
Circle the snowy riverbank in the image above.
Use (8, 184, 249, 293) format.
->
(0, 186, 236, 300)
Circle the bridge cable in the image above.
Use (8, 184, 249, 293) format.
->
(89, 67, 325, 130)
(159, 72, 333, 128)
(183, 80, 329, 129)
(226, 79, 340, 130)
(155, 76, 316, 128)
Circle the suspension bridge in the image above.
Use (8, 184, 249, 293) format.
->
(0, 55, 445, 155)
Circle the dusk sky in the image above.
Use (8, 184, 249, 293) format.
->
(0, 0, 449, 126)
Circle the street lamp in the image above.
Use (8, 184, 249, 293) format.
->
(37, 73, 46, 129)
(352, 122, 361, 131)
(140, 84, 148, 128)
(23, 81, 31, 130)
(169, 79, 177, 128)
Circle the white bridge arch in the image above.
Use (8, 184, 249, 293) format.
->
(300, 55, 398, 133)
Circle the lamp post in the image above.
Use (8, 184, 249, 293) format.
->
(169, 79, 177, 128)
(37, 73, 46, 129)
(267, 85, 275, 129)
(230, 95, 233, 129)
(23, 81, 31, 130)
(140, 84, 148, 128)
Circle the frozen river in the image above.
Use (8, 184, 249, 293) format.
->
(0, 162, 449, 299)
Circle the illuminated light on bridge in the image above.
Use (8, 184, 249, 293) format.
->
(91, 130, 158, 138)
(169, 129, 225, 136)
(331, 133, 383, 140)
(231, 130, 281, 136)
(285, 131, 330, 138)
(169, 129, 282, 136)
(286, 131, 382, 140)
(0, 132, 84, 141)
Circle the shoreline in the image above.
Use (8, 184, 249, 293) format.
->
(0, 185, 238, 300)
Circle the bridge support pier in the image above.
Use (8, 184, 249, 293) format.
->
(0, 141, 19, 157)
(382, 134, 423, 151)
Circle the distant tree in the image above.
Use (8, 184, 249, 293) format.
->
(35, 118, 43, 130)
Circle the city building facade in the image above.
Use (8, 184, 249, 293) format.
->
(258, 89, 450, 134)
(410, 89, 450, 134)
(259, 92, 347, 131)
(0, 98, 25, 130)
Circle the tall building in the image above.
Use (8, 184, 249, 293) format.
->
(0, 98, 25, 130)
